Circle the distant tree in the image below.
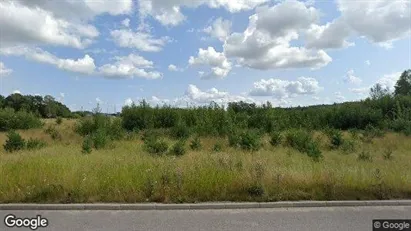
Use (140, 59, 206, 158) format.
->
(394, 70, 411, 96)
(369, 83, 390, 100)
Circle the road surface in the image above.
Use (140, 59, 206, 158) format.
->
(1, 206, 410, 231)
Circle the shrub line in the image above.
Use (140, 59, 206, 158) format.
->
(1, 200, 410, 210)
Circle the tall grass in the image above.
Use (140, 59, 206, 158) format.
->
(0, 120, 410, 203)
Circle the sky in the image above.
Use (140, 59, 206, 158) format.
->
(0, 0, 410, 112)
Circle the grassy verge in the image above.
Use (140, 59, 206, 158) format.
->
(0, 120, 410, 203)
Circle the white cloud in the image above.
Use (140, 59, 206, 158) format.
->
(305, 18, 353, 49)
(377, 72, 402, 91)
(336, 0, 411, 47)
(344, 69, 362, 85)
(124, 98, 133, 106)
(0, 1, 99, 49)
(121, 18, 130, 27)
(223, 0, 332, 70)
(203, 18, 232, 42)
(365, 60, 371, 66)
(138, 0, 269, 26)
(148, 84, 255, 107)
(12, 90, 21, 94)
(0, 62, 13, 76)
(60, 92, 65, 98)
(0, 46, 96, 74)
(168, 64, 183, 72)
(98, 53, 162, 79)
(249, 77, 322, 99)
(110, 29, 170, 52)
(189, 47, 232, 79)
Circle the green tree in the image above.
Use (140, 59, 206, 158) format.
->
(394, 70, 411, 96)
(369, 83, 390, 100)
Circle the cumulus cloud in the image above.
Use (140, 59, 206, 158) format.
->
(249, 77, 322, 99)
(110, 29, 170, 52)
(98, 53, 162, 79)
(344, 69, 362, 85)
(148, 84, 255, 107)
(0, 1, 99, 49)
(12, 90, 21, 94)
(223, 0, 332, 70)
(376, 72, 402, 91)
(337, 0, 411, 47)
(189, 47, 232, 79)
(124, 98, 134, 106)
(365, 60, 371, 66)
(203, 18, 232, 41)
(0, 62, 13, 76)
(305, 18, 353, 49)
(0, 46, 96, 74)
(349, 87, 369, 95)
(168, 64, 183, 72)
(138, 0, 269, 26)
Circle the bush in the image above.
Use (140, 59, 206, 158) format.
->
(26, 138, 47, 150)
(144, 138, 169, 155)
(358, 150, 373, 162)
(228, 131, 241, 148)
(238, 131, 261, 151)
(246, 185, 264, 197)
(189, 136, 202, 151)
(325, 129, 344, 149)
(170, 140, 186, 156)
(363, 124, 385, 139)
(56, 117, 63, 125)
(0, 108, 42, 131)
(141, 130, 163, 141)
(3, 130, 26, 152)
(269, 131, 282, 147)
(170, 123, 191, 140)
(285, 129, 322, 161)
(91, 129, 108, 150)
(82, 136, 93, 154)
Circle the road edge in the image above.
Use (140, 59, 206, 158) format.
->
(1, 200, 411, 210)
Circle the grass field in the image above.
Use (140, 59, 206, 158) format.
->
(0, 119, 410, 203)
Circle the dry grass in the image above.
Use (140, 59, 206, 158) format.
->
(0, 119, 410, 203)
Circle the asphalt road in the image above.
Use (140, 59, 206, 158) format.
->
(1, 206, 410, 231)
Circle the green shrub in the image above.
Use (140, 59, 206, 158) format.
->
(91, 129, 108, 150)
(82, 136, 93, 154)
(3, 130, 26, 152)
(26, 138, 47, 150)
(189, 136, 202, 151)
(75, 117, 96, 136)
(238, 130, 261, 151)
(170, 140, 186, 156)
(326, 129, 344, 149)
(144, 138, 169, 155)
(363, 124, 385, 139)
(141, 130, 162, 141)
(285, 129, 322, 161)
(228, 131, 241, 148)
(269, 131, 282, 147)
(56, 117, 63, 125)
(358, 150, 373, 162)
(0, 108, 42, 131)
(171, 123, 190, 140)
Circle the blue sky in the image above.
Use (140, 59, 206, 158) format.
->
(0, 0, 410, 112)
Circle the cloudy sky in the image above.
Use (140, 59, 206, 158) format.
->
(0, 0, 410, 111)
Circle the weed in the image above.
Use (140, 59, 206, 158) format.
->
(26, 138, 47, 150)
(170, 140, 186, 156)
(269, 131, 282, 147)
(189, 136, 202, 151)
(358, 150, 373, 162)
